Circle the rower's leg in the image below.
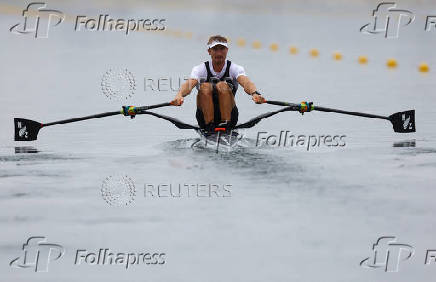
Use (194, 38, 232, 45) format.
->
(196, 82, 214, 126)
(216, 81, 235, 122)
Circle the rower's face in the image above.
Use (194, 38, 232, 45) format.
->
(208, 45, 228, 64)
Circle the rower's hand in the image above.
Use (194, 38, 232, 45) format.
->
(252, 93, 266, 104)
(171, 94, 184, 106)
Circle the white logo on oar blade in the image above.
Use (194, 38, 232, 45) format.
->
(402, 114, 411, 130)
(17, 122, 28, 139)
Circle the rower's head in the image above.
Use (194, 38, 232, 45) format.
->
(207, 35, 228, 64)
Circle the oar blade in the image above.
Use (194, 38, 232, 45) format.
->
(14, 118, 42, 141)
(389, 110, 416, 133)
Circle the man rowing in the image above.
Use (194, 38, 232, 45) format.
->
(171, 35, 266, 133)
(12, 34, 416, 143)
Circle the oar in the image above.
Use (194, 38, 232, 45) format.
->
(14, 102, 172, 141)
(265, 100, 416, 133)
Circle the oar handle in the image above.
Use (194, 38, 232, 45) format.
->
(136, 102, 172, 111)
(266, 100, 295, 107)
(122, 102, 173, 117)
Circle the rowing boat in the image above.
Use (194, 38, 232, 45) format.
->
(13, 101, 416, 145)
(195, 129, 241, 150)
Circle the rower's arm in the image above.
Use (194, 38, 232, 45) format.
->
(237, 75, 257, 95)
(172, 79, 198, 106)
(237, 75, 266, 104)
(177, 79, 198, 97)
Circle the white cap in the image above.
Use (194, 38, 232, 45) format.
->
(207, 41, 228, 49)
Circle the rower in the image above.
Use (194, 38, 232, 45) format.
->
(171, 35, 266, 132)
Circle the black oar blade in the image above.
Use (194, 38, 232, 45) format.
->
(14, 118, 42, 141)
(389, 110, 416, 133)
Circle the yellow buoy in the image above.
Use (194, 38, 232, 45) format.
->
(289, 46, 298, 55)
(252, 41, 262, 49)
(237, 38, 246, 47)
(309, 48, 319, 57)
(333, 52, 342, 61)
(418, 62, 429, 73)
(269, 43, 279, 51)
(358, 55, 368, 64)
(386, 58, 398, 68)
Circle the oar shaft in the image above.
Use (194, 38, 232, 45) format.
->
(314, 106, 389, 120)
(42, 102, 172, 127)
(43, 111, 121, 127)
(267, 100, 389, 120)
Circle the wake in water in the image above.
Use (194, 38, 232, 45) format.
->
(159, 129, 263, 153)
